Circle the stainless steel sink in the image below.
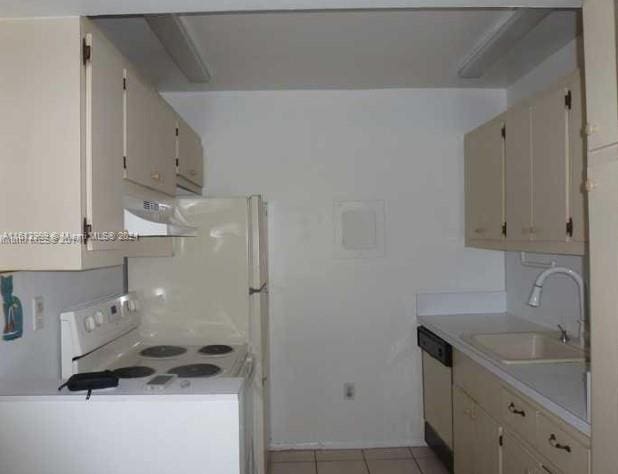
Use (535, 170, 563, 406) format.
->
(463, 332, 586, 364)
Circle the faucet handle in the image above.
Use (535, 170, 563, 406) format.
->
(557, 324, 569, 343)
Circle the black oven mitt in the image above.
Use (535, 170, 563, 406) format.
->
(58, 371, 119, 400)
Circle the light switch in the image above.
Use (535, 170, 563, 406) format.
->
(32, 296, 44, 331)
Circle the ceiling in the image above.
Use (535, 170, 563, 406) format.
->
(0, 0, 582, 17)
(94, 9, 580, 91)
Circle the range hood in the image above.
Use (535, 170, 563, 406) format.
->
(124, 195, 197, 237)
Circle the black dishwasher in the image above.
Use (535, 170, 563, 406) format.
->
(417, 326, 453, 473)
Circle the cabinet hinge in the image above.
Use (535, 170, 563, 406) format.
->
(566, 217, 574, 237)
(82, 38, 91, 66)
(123, 77, 127, 90)
(565, 90, 572, 110)
(501, 125, 506, 139)
(123, 156, 127, 169)
(83, 218, 92, 245)
(176, 158, 179, 167)
(175, 127, 179, 137)
(501, 222, 507, 237)
(498, 434, 503, 447)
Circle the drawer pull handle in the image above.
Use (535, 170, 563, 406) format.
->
(508, 402, 526, 417)
(548, 434, 571, 453)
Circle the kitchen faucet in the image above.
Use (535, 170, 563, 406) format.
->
(527, 266, 586, 349)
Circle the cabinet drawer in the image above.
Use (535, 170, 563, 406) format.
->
(501, 388, 536, 441)
(536, 413, 589, 474)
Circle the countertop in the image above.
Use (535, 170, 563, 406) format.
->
(418, 312, 590, 436)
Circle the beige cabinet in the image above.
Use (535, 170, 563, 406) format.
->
(530, 73, 587, 244)
(0, 17, 188, 270)
(466, 70, 587, 255)
(453, 386, 501, 474)
(505, 102, 533, 242)
(84, 24, 125, 252)
(503, 431, 549, 474)
(124, 69, 176, 196)
(453, 386, 476, 474)
(582, 0, 618, 151)
(567, 73, 587, 243)
(464, 114, 505, 245)
(0, 17, 124, 270)
(453, 351, 590, 474)
(176, 116, 204, 192)
(586, 146, 618, 474)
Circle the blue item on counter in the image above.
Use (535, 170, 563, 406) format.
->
(1, 275, 23, 341)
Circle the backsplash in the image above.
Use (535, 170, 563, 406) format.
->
(0, 266, 123, 379)
(505, 251, 586, 338)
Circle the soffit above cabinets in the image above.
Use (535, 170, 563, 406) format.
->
(93, 9, 580, 92)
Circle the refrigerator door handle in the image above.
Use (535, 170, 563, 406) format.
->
(249, 283, 267, 295)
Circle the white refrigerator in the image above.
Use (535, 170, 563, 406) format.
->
(128, 195, 270, 474)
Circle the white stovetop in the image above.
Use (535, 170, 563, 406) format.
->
(418, 312, 590, 436)
(0, 376, 245, 399)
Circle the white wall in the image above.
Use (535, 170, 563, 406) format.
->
(505, 253, 585, 337)
(164, 88, 506, 448)
(504, 37, 587, 338)
(0, 267, 123, 379)
(507, 37, 582, 106)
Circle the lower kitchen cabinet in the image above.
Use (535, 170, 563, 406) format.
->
(503, 431, 551, 474)
(452, 351, 590, 474)
(453, 386, 501, 474)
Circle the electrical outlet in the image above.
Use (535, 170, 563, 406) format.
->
(344, 382, 355, 400)
(32, 296, 44, 331)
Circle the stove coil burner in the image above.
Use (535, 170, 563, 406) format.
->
(198, 345, 234, 356)
(140, 345, 187, 358)
(112, 366, 156, 379)
(168, 364, 222, 378)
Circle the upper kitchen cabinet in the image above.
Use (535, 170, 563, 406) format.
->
(465, 70, 587, 256)
(0, 17, 124, 270)
(124, 68, 177, 196)
(530, 84, 569, 242)
(504, 101, 533, 243)
(583, 0, 618, 152)
(464, 114, 505, 248)
(176, 117, 204, 193)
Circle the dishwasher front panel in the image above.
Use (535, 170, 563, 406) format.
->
(418, 326, 453, 473)
(422, 351, 453, 449)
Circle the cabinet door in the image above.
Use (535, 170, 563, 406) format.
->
(465, 115, 505, 242)
(83, 28, 125, 250)
(582, 0, 618, 151)
(150, 97, 177, 196)
(530, 86, 569, 242)
(503, 432, 543, 474)
(567, 73, 587, 243)
(125, 70, 175, 195)
(125, 69, 153, 190)
(453, 386, 476, 474)
(177, 117, 204, 187)
(505, 103, 533, 241)
(474, 404, 501, 474)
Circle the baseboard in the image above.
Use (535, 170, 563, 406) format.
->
(270, 438, 427, 451)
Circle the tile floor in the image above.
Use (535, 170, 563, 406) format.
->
(270, 447, 448, 474)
